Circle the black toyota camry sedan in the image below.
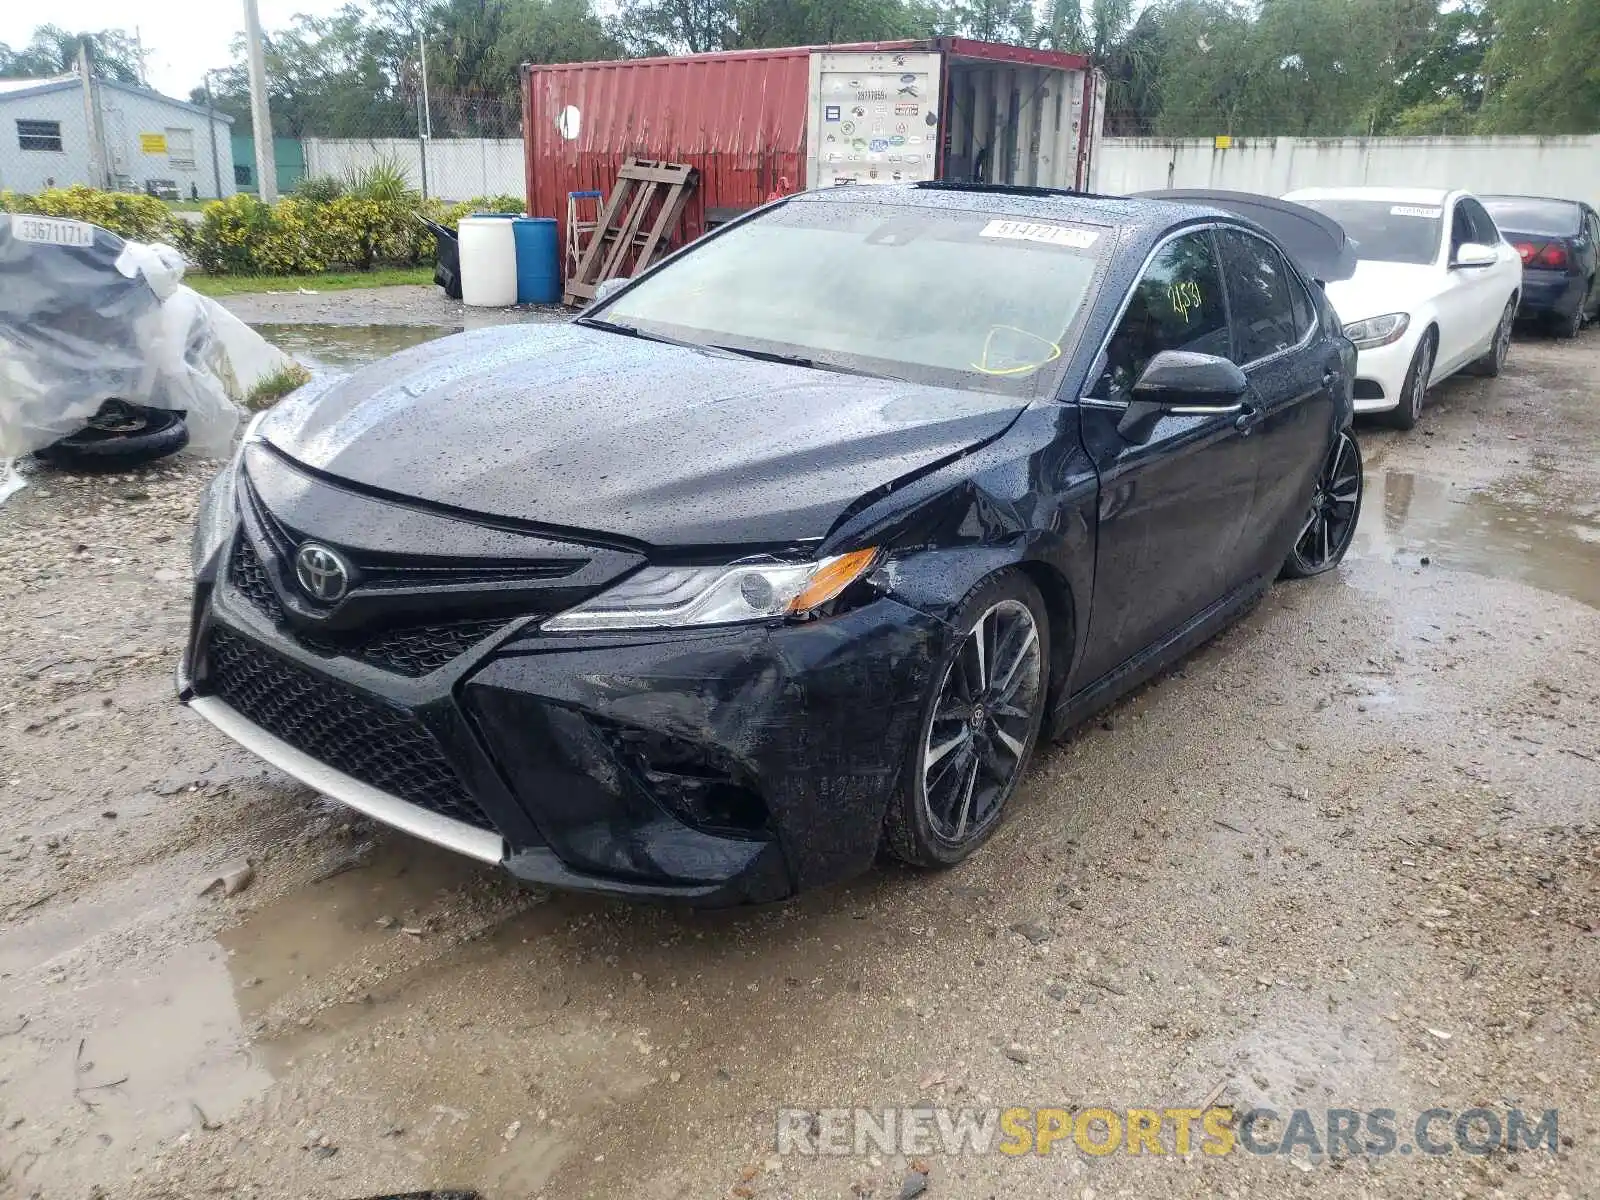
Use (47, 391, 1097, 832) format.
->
(179, 184, 1362, 904)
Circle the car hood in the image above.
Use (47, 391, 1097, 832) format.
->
(260, 323, 1028, 548)
(1322, 260, 1441, 324)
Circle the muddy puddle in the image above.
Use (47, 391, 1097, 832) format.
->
(1352, 466, 1600, 609)
(253, 324, 462, 372)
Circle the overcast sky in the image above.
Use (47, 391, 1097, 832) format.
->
(1, 1, 352, 99)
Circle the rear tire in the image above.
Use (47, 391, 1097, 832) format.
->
(1553, 298, 1585, 340)
(883, 569, 1050, 869)
(1385, 334, 1433, 431)
(1471, 298, 1515, 375)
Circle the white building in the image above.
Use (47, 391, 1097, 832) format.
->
(0, 74, 235, 199)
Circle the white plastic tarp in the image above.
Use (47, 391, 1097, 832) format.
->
(0, 214, 293, 501)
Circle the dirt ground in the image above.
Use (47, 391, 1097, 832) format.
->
(0, 306, 1596, 1200)
(216, 284, 564, 329)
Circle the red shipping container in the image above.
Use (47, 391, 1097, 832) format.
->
(523, 39, 1104, 287)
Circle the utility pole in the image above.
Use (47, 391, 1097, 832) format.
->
(76, 43, 108, 189)
(204, 71, 223, 198)
(416, 30, 432, 201)
(243, 0, 278, 201)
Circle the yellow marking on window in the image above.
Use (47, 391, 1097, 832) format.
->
(969, 325, 1063, 376)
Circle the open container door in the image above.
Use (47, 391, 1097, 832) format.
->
(806, 48, 944, 189)
(936, 40, 1094, 190)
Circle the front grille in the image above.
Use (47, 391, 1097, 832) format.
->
(231, 535, 284, 622)
(204, 628, 498, 834)
(228, 539, 505, 677)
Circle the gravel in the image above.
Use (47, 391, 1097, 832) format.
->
(0, 330, 1596, 1199)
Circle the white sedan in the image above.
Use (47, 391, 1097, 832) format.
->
(1283, 187, 1523, 429)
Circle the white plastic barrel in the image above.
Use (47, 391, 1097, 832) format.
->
(458, 216, 519, 307)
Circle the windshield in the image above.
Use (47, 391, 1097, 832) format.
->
(1481, 197, 1581, 237)
(1295, 199, 1442, 265)
(592, 200, 1109, 396)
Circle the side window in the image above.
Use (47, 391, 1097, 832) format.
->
(1463, 199, 1499, 245)
(1091, 231, 1227, 402)
(1450, 202, 1473, 252)
(1217, 229, 1302, 364)
(1288, 265, 1317, 339)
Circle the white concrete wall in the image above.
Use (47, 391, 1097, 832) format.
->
(1091, 135, 1600, 208)
(301, 137, 525, 202)
(0, 84, 234, 198)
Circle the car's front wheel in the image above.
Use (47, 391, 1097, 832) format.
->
(1280, 429, 1363, 579)
(884, 570, 1050, 868)
(1386, 333, 1434, 430)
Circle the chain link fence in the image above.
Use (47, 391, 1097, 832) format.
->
(289, 91, 525, 206)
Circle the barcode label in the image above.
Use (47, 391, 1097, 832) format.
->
(11, 216, 95, 246)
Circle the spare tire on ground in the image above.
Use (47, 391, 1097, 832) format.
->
(34, 400, 189, 468)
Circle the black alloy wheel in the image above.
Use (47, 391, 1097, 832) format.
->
(884, 571, 1049, 867)
(1281, 429, 1363, 579)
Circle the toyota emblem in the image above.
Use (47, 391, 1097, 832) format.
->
(294, 543, 351, 604)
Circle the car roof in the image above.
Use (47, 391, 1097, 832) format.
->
(786, 182, 1233, 235)
(1285, 185, 1455, 205)
(1480, 193, 1582, 208)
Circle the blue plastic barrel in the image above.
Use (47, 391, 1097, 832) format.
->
(511, 217, 560, 304)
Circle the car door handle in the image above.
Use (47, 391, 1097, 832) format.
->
(1234, 403, 1264, 433)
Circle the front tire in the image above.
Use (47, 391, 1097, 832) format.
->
(1280, 430, 1363, 579)
(1385, 333, 1434, 430)
(884, 570, 1050, 868)
(1472, 297, 1516, 373)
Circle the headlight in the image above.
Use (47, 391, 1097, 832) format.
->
(1342, 312, 1410, 350)
(190, 410, 268, 576)
(542, 548, 880, 633)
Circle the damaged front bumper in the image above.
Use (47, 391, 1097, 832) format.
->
(179, 546, 946, 904)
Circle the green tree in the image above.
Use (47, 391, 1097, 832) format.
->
(1376, 0, 1492, 132)
(1477, 0, 1600, 132)
(0, 25, 144, 82)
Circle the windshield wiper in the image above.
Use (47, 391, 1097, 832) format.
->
(573, 317, 713, 354)
(708, 344, 890, 379)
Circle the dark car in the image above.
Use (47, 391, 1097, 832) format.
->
(178, 184, 1362, 904)
(1481, 194, 1600, 338)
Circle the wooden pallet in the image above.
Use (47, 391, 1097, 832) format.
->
(563, 158, 698, 306)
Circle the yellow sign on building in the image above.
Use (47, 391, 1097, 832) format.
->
(139, 133, 168, 155)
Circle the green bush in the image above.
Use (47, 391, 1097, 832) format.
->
(433, 194, 526, 231)
(186, 193, 276, 274)
(293, 174, 345, 205)
(1, 184, 179, 242)
(344, 157, 419, 207)
(1, 180, 527, 275)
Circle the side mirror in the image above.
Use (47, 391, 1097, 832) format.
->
(594, 276, 631, 301)
(1116, 351, 1249, 443)
(1453, 242, 1498, 269)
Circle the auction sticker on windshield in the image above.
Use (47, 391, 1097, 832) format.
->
(1390, 206, 1443, 219)
(980, 219, 1100, 249)
(11, 216, 95, 247)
